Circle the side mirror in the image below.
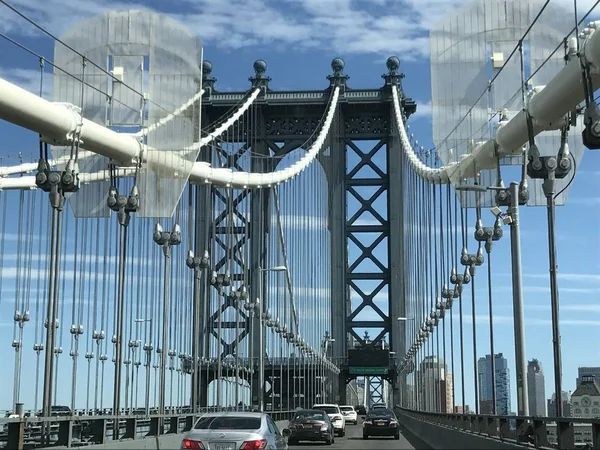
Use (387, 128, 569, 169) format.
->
(282, 428, 291, 437)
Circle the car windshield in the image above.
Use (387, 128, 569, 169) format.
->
(340, 407, 354, 412)
(368, 410, 394, 419)
(315, 406, 338, 414)
(294, 410, 326, 421)
(194, 416, 261, 430)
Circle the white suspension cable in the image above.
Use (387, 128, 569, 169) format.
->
(0, 79, 340, 188)
(134, 89, 205, 137)
(194, 88, 260, 148)
(392, 23, 600, 185)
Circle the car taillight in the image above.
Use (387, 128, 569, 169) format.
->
(390, 420, 398, 425)
(333, 415, 342, 421)
(181, 439, 204, 450)
(240, 439, 267, 450)
(363, 420, 372, 425)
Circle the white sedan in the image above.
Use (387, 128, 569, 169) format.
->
(340, 405, 358, 424)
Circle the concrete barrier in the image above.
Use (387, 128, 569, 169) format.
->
(53, 420, 290, 449)
(396, 410, 529, 450)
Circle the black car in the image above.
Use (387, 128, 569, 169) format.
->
(362, 409, 400, 440)
(287, 409, 335, 445)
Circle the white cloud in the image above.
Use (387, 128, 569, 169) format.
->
(1, 0, 587, 60)
(495, 272, 600, 284)
(523, 273, 600, 284)
(0, 67, 53, 99)
(495, 285, 600, 295)
(0, 0, 485, 61)
(567, 197, 600, 206)
(527, 303, 600, 313)
(463, 313, 600, 327)
(409, 100, 432, 122)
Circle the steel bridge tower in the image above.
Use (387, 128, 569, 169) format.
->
(194, 57, 415, 408)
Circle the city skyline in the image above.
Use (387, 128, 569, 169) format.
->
(411, 352, 594, 415)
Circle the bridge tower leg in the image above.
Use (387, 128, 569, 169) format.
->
(326, 58, 415, 406)
(249, 112, 270, 411)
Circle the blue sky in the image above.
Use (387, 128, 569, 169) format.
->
(0, 0, 600, 414)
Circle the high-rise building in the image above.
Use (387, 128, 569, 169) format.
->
(416, 356, 454, 413)
(478, 353, 511, 415)
(548, 391, 572, 417)
(576, 367, 600, 388)
(572, 375, 600, 418)
(527, 359, 546, 416)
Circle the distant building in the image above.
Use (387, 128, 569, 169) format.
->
(572, 375, 600, 419)
(478, 353, 510, 415)
(548, 391, 571, 417)
(577, 367, 600, 388)
(527, 359, 546, 416)
(417, 356, 454, 413)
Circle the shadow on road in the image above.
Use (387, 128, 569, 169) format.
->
(397, 424, 432, 450)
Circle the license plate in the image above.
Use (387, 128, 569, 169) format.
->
(377, 423, 385, 426)
(213, 443, 234, 450)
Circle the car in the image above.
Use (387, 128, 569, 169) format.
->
(285, 409, 335, 445)
(339, 405, 358, 424)
(312, 404, 345, 437)
(362, 408, 400, 440)
(371, 403, 387, 410)
(181, 412, 288, 450)
(355, 405, 367, 416)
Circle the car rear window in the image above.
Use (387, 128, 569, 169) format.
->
(340, 407, 354, 412)
(294, 411, 326, 420)
(315, 406, 338, 414)
(368, 410, 394, 419)
(194, 416, 262, 430)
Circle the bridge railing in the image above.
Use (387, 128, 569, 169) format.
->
(0, 409, 297, 449)
(396, 408, 600, 449)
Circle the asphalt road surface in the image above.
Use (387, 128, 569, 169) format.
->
(287, 421, 424, 449)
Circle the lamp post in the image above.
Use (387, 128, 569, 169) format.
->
(321, 333, 335, 402)
(185, 250, 210, 414)
(134, 318, 153, 416)
(152, 223, 181, 431)
(397, 317, 414, 407)
(456, 182, 529, 416)
(257, 265, 286, 412)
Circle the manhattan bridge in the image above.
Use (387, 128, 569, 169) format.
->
(0, 0, 599, 448)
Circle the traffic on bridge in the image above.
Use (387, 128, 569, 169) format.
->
(0, 0, 599, 448)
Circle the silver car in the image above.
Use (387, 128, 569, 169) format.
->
(181, 412, 288, 450)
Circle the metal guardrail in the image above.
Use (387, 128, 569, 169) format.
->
(396, 408, 600, 449)
(1, 410, 297, 449)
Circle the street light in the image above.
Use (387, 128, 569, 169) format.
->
(455, 181, 529, 416)
(257, 265, 287, 412)
(152, 223, 181, 431)
(135, 318, 153, 416)
(396, 318, 415, 407)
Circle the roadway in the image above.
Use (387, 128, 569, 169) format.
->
(287, 421, 421, 449)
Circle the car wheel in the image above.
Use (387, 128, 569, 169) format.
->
(362, 433, 368, 440)
(394, 434, 400, 440)
(325, 436, 332, 445)
(340, 430, 345, 437)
